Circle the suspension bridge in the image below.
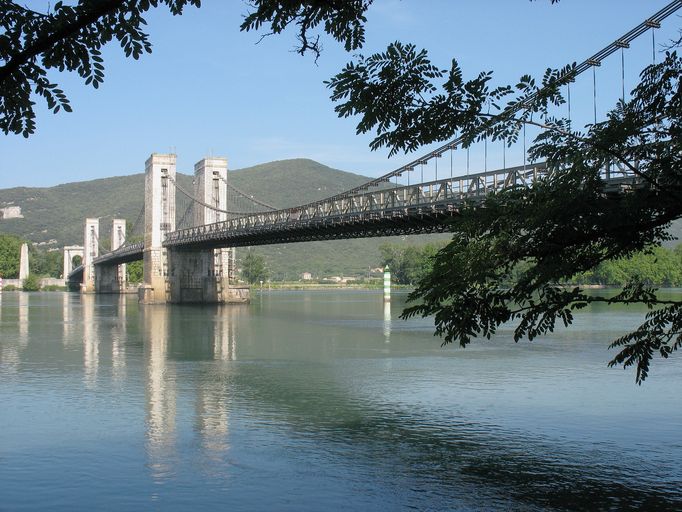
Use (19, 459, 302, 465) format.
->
(63, 1, 680, 304)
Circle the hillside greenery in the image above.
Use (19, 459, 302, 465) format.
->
(378, 241, 448, 285)
(0, 232, 62, 278)
(383, 240, 682, 289)
(240, 250, 269, 284)
(0, 233, 22, 277)
(568, 246, 682, 288)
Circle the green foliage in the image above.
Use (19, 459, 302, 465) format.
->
(2, 284, 18, 291)
(127, 260, 143, 283)
(42, 284, 66, 291)
(240, 1, 372, 58)
(263, 1, 682, 382)
(22, 273, 40, 291)
(1, 0, 378, 136)
(0, 233, 23, 277)
(240, 250, 268, 284)
(379, 241, 447, 285)
(401, 52, 682, 383)
(30, 248, 62, 277)
(1, 0, 201, 136)
(569, 246, 682, 287)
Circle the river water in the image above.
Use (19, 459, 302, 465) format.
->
(0, 290, 681, 511)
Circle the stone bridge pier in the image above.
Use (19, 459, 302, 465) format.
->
(166, 157, 248, 304)
(63, 245, 84, 281)
(137, 153, 249, 304)
(81, 218, 99, 293)
(95, 218, 128, 293)
(139, 153, 176, 304)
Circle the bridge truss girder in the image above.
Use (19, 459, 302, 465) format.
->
(166, 207, 459, 250)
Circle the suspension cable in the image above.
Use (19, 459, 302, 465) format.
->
(592, 65, 598, 124)
(167, 1, 680, 231)
(621, 46, 626, 103)
(218, 175, 278, 210)
(308, 1, 681, 203)
(168, 175, 272, 216)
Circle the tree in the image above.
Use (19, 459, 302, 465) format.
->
(0, 0, 371, 136)
(379, 242, 446, 285)
(0, 233, 23, 278)
(0, 0, 201, 136)
(127, 260, 143, 283)
(241, 250, 268, 284)
(246, 2, 682, 383)
(30, 247, 62, 277)
(22, 273, 41, 291)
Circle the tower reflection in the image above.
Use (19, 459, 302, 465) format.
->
(195, 307, 238, 467)
(82, 294, 98, 388)
(143, 306, 176, 481)
(213, 307, 237, 362)
(62, 292, 73, 344)
(111, 295, 127, 382)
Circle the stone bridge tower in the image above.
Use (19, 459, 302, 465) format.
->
(95, 218, 127, 293)
(81, 218, 99, 293)
(63, 245, 84, 283)
(139, 153, 176, 304)
(167, 157, 235, 303)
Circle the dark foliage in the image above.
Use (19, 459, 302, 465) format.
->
(0, 0, 200, 136)
(241, 250, 268, 284)
(240, 0, 372, 59)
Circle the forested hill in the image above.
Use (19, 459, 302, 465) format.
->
(0, 158, 430, 277)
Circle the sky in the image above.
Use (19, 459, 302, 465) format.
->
(0, 0, 680, 188)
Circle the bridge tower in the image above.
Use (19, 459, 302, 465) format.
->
(167, 157, 245, 303)
(112, 218, 127, 288)
(81, 218, 99, 293)
(95, 218, 127, 293)
(139, 153, 176, 304)
(63, 245, 84, 287)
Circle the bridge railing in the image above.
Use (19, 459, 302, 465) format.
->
(164, 160, 640, 247)
(67, 264, 84, 280)
(92, 241, 144, 265)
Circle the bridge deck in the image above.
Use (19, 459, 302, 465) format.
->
(164, 162, 638, 250)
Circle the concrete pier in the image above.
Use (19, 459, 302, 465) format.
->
(167, 157, 248, 304)
(63, 246, 84, 281)
(139, 153, 176, 304)
(81, 218, 99, 293)
(96, 218, 127, 293)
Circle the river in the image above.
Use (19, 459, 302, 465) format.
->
(0, 290, 681, 511)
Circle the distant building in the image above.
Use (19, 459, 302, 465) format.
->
(301, 272, 313, 281)
(0, 206, 23, 219)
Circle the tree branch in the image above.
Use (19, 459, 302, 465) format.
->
(0, 0, 126, 85)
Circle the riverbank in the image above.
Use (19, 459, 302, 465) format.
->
(253, 281, 412, 291)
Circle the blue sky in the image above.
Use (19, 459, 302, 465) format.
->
(1, 0, 679, 188)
